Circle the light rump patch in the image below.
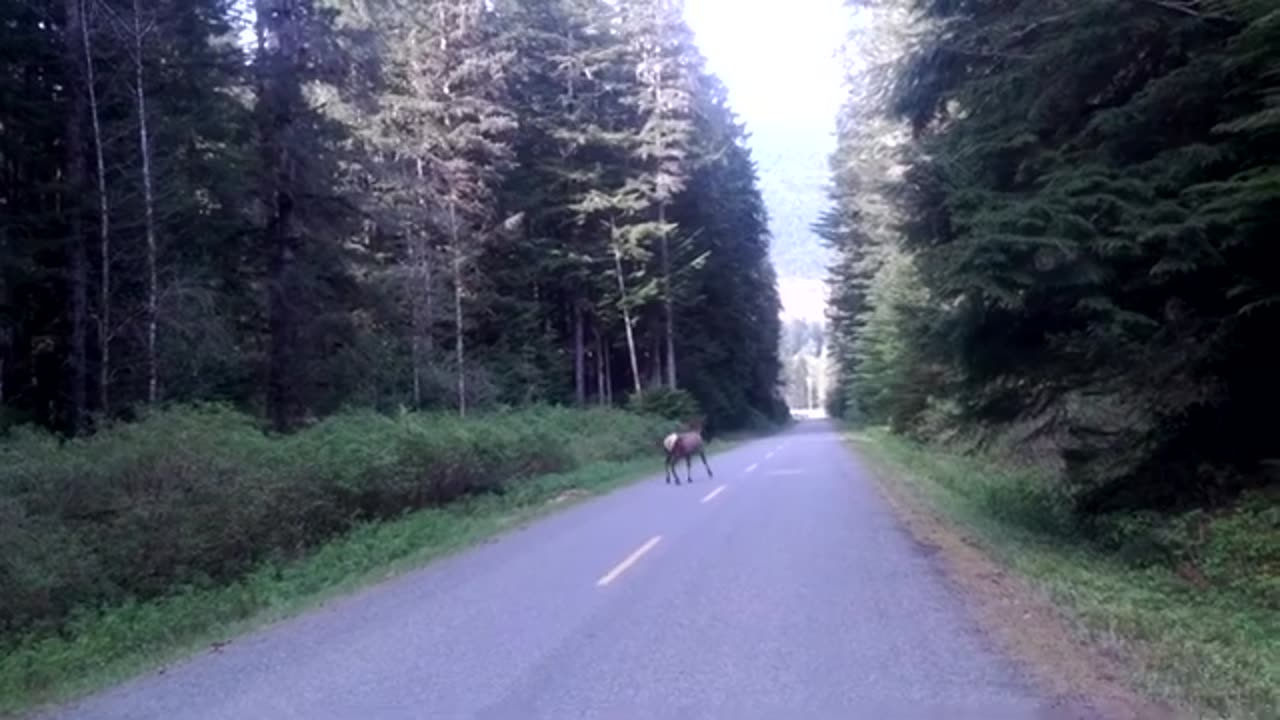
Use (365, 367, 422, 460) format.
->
(663, 433, 678, 453)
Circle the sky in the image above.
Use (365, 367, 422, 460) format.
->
(684, 0, 850, 323)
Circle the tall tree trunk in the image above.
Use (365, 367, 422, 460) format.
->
(604, 334, 613, 406)
(132, 0, 159, 404)
(64, 0, 89, 434)
(410, 158, 433, 409)
(449, 199, 465, 417)
(610, 237, 642, 395)
(659, 203, 676, 388)
(266, 213, 296, 432)
(409, 230, 427, 408)
(573, 301, 585, 405)
(257, 0, 301, 432)
(649, 331, 662, 388)
(595, 327, 605, 406)
(81, 0, 110, 417)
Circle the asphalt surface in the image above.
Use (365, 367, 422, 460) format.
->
(42, 419, 1059, 720)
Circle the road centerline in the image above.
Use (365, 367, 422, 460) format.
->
(700, 484, 728, 504)
(746, 462, 759, 473)
(596, 535, 663, 588)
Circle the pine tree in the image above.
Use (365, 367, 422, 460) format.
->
(618, 0, 697, 388)
(1, 0, 787, 433)
(394, 0, 517, 415)
(822, 0, 1280, 511)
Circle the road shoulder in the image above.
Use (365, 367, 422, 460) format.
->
(844, 432, 1181, 720)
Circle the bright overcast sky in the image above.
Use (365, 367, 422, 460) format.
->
(685, 0, 847, 133)
(685, 0, 849, 323)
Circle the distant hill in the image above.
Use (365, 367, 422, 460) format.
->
(746, 120, 834, 282)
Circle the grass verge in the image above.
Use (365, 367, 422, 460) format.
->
(849, 428, 1278, 720)
(0, 435, 749, 718)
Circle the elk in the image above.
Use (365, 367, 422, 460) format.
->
(662, 420, 713, 485)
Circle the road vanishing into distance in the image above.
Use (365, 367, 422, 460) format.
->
(43, 420, 1071, 720)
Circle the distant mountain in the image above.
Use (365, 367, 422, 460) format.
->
(746, 119, 834, 283)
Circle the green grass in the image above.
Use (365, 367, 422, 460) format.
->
(0, 434, 755, 718)
(849, 428, 1279, 720)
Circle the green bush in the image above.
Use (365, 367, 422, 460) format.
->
(0, 404, 669, 635)
(1089, 490, 1280, 610)
(626, 388, 701, 423)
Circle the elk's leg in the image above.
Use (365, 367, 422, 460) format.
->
(699, 448, 713, 479)
(665, 453, 673, 484)
(686, 454, 693, 483)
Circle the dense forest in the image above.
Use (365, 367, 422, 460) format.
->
(824, 0, 1279, 515)
(0, 0, 787, 437)
(780, 317, 824, 410)
(0, 0, 791, 674)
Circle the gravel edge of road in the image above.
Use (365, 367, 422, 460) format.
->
(843, 433, 1185, 720)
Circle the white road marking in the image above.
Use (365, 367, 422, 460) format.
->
(700, 484, 728, 503)
(746, 463, 759, 473)
(765, 451, 776, 459)
(596, 536, 663, 587)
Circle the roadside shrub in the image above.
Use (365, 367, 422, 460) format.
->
(1090, 489, 1280, 610)
(627, 388, 701, 423)
(0, 403, 669, 635)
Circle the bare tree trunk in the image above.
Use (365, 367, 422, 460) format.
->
(64, 0, 89, 434)
(649, 332, 662, 388)
(257, 0, 302, 432)
(81, 0, 111, 417)
(409, 229, 434, 408)
(266, 219, 296, 432)
(611, 239, 642, 395)
(603, 334, 613, 406)
(132, 0, 159, 404)
(410, 158, 433, 409)
(449, 199, 465, 417)
(409, 230, 424, 408)
(659, 203, 676, 388)
(594, 327, 605, 406)
(573, 301, 585, 405)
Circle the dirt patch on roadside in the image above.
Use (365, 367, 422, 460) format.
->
(853, 446, 1184, 720)
(546, 488, 588, 506)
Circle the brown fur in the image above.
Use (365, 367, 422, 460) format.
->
(663, 427, 713, 485)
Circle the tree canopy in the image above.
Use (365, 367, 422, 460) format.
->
(0, 0, 787, 434)
(824, 0, 1280, 513)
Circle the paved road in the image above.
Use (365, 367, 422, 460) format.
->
(43, 420, 1060, 720)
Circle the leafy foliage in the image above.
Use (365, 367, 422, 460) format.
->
(0, 404, 670, 635)
(0, 0, 785, 434)
(826, 0, 1280, 514)
(626, 386, 699, 423)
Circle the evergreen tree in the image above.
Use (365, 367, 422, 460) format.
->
(825, 0, 1280, 512)
(619, 0, 697, 388)
(1, 0, 786, 434)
